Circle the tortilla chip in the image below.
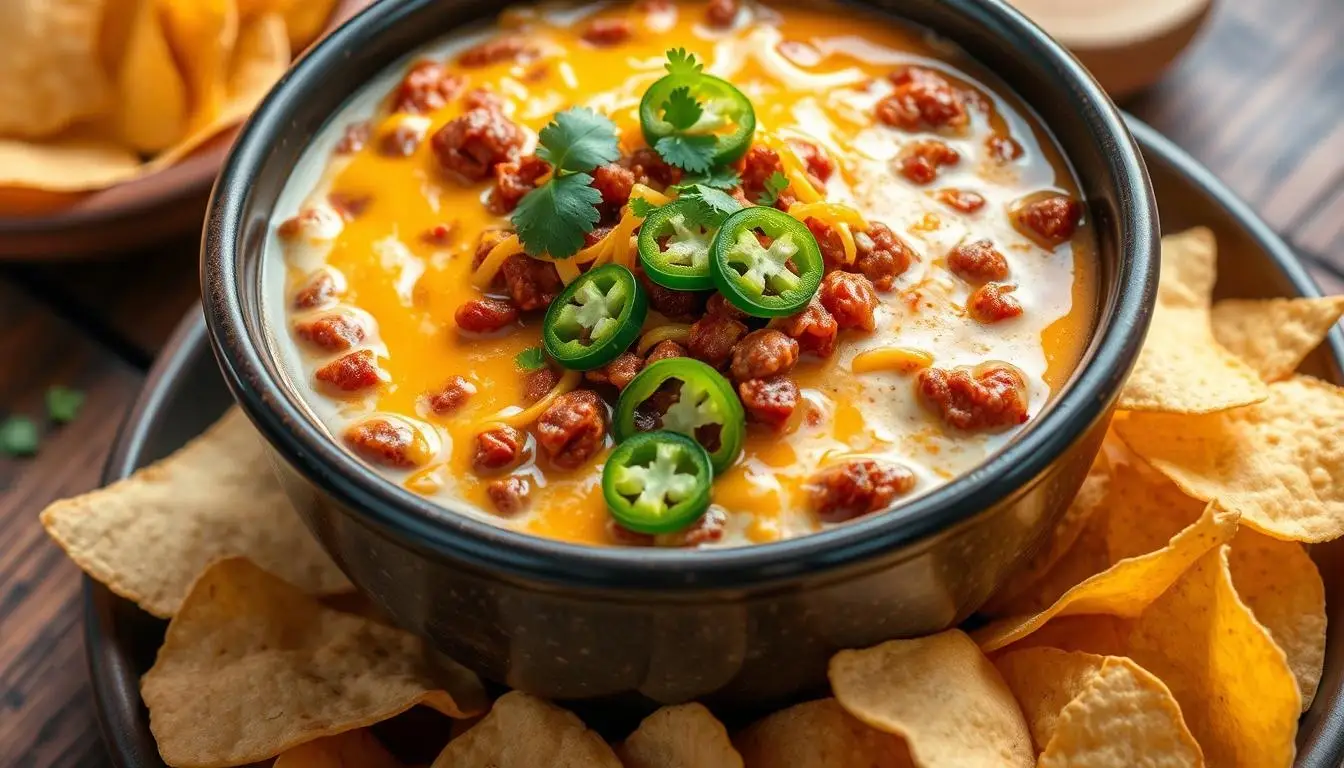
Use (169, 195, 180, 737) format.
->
(273, 730, 403, 768)
(997, 615, 1134, 658)
(142, 558, 486, 768)
(430, 692, 621, 768)
(733, 698, 912, 768)
(0, 0, 112, 138)
(1227, 528, 1326, 709)
(1118, 228, 1267, 414)
(159, 0, 240, 134)
(829, 631, 1033, 767)
(150, 10, 291, 168)
(1116, 375, 1344, 542)
(41, 408, 349, 618)
(115, 0, 189, 153)
(1102, 461, 1207, 562)
(981, 456, 1111, 617)
(618, 703, 743, 768)
(975, 501, 1238, 652)
(0, 131, 142, 191)
(281, 0, 339, 49)
(1120, 545, 1299, 767)
(1211, 295, 1344, 382)
(995, 649, 1203, 766)
(982, 460, 1114, 618)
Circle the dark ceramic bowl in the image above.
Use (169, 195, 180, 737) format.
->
(201, 0, 1157, 707)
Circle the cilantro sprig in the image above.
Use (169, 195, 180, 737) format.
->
(512, 107, 620, 259)
(514, 347, 548, 372)
(755, 171, 790, 207)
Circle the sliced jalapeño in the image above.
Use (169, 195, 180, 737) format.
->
(542, 264, 648, 370)
(639, 73, 755, 168)
(614, 358, 744, 474)
(709, 206, 824, 318)
(636, 198, 722, 290)
(602, 430, 713, 535)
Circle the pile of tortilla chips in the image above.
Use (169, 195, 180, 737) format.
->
(39, 226, 1344, 766)
(0, 0, 336, 204)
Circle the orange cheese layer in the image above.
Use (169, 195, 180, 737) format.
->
(282, 0, 1097, 546)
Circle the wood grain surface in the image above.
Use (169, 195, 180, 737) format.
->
(1, 0, 1342, 764)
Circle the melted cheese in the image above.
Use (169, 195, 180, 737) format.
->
(273, 0, 1098, 547)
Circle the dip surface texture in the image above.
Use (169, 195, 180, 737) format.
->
(272, 0, 1096, 547)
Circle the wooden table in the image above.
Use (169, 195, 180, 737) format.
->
(2, 0, 1342, 763)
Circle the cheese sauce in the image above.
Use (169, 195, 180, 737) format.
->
(268, 0, 1097, 547)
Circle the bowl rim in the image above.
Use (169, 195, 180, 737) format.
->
(202, 0, 1159, 592)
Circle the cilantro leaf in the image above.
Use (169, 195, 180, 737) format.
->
(515, 347, 547, 372)
(655, 134, 717, 174)
(675, 167, 741, 191)
(755, 171, 790, 206)
(665, 48, 703, 78)
(631, 198, 660, 218)
(661, 86, 703, 131)
(513, 172, 603, 258)
(678, 184, 742, 224)
(0, 417, 39, 457)
(536, 107, 620, 174)
(46, 386, 84, 424)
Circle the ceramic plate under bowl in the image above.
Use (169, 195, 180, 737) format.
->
(83, 117, 1344, 766)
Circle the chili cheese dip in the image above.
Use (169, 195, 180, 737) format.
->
(269, 0, 1097, 547)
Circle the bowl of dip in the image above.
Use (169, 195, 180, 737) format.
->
(203, 0, 1156, 707)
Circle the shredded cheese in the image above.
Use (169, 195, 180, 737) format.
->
(554, 257, 582, 285)
(482, 369, 582, 428)
(471, 235, 526, 289)
(761, 134, 823, 204)
(851, 347, 934, 374)
(636, 324, 692, 354)
(787, 201, 866, 264)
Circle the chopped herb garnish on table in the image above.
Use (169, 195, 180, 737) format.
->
(0, 417, 40, 457)
(46, 386, 85, 424)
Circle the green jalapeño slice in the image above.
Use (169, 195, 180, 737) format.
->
(542, 264, 648, 370)
(614, 358, 744, 474)
(639, 73, 755, 170)
(710, 206, 824, 318)
(602, 430, 713, 534)
(636, 198, 721, 290)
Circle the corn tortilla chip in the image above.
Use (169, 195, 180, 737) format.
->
(975, 501, 1238, 652)
(1116, 375, 1344, 542)
(41, 408, 349, 618)
(995, 649, 1203, 766)
(1103, 461, 1206, 562)
(149, 10, 291, 169)
(1211, 295, 1344, 382)
(733, 698, 912, 768)
(1120, 546, 1299, 767)
(1227, 528, 1326, 710)
(981, 457, 1112, 617)
(430, 691, 621, 768)
(159, 0, 240, 134)
(142, 558, 486, 768)
(1118, 228, 1267, 414)
(115, 0, 189, 153)
(0, 132, 142, 191)
(829, 630, 1033, 768)
(618, 703, 743, 768)
(273, 730, 403, 768)
(997, 615, 1133, 658)
(0, 0, 112, 138)
(280, 0, 340, 50)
